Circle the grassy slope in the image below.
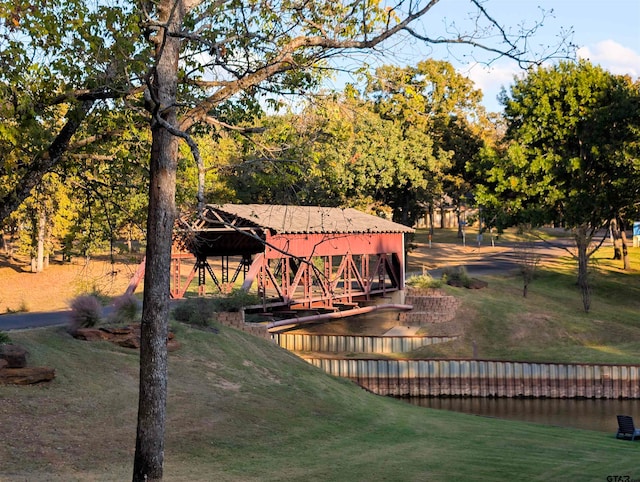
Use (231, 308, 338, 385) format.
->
(2, 228, 640, 480)
(407, 230, 640, 365)
(2, 324, 639, 481)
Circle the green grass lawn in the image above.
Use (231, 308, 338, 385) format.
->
(2, 235, 640, 480)
(411, 246, 640, 364)
(2, 324, 639, 481)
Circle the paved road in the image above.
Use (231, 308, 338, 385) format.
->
(408, 237, 577, 278)
(0, 310, 71, 331)
(460, 239, 574, 276)
(0, 306, 116, 332)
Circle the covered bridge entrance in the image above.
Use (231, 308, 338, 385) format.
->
(134, 204, 413, 311)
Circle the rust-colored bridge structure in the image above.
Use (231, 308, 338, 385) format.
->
(129, 204, 413, 312)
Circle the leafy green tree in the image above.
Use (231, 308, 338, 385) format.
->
(0, 1, 151, 263)
(0, 1, 574, 479)
(0, 1, 147, 222)
(224, 93, 441, 224)
(488, 60, 640, 311)
(226, 112, 320, 205)
(367, 60, 490, 232)
(301, 92, 440, 223)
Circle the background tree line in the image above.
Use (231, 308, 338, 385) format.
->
(1, 0, 637, 479)
(3, 56, 639, 314)
(2, 58, 496, 265)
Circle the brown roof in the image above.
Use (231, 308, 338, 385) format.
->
(210, 204, 414, 234)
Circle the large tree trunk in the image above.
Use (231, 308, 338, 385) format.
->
(0, 233, 7, 255)
(133, 126, 177, 480)
(456, 211, 464, 239)
(428, 202, 434, 241)
(611, 218, 623, 260)
(610, 218, 630, 270)
(133, 2, 185, 480)
(621, 229, 630, 270)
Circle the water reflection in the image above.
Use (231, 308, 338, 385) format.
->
(403, 397, 640, 433)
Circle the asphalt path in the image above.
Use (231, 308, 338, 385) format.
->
(411, 237, 577, 278)
(465, 238, 575, 276)
(0, 306, 117, 332)
(0, 310, 71, 331)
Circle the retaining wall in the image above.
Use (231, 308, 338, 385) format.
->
(273, 333, 458, 354)
(216, 311, 270, 339)
(303, 357, 640, 399)
(399, 293, 461, 325)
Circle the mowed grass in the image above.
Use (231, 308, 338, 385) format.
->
(410, 238, 640, 364)
(2, 323, 639, 482)
(2, 229, 640, 480)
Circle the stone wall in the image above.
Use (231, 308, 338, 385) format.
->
(399, 293, 461, 325)
(216, 311, 270, 339)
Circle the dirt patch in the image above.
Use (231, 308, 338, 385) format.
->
(0, 253, 142, 313)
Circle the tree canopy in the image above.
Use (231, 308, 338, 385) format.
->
(478, 60, 640, 310)
(0, 1, 575, 479)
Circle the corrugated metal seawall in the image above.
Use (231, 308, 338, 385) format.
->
(273, 333, 458, 354)
(303, 358, 640, 399)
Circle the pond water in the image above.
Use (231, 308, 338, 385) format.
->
(402, 397, 640, 433)
(299, 308, 640, 435)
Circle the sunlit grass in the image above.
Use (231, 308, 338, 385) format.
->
(409, 239, 640, 364)
(585, 344, 628, 356)
(2, 229, 640, 480)
(2, 325, 640, 481)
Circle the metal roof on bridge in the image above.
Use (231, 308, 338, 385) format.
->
(209, 204, 413, 234)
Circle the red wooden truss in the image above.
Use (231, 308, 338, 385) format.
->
(164, 204, 413, 310)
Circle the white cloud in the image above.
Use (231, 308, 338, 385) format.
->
(578, 40, 640, 77)
(461, 40, 640, 112)
(461, 62, 522, 112)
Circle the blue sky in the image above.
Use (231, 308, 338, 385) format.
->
(328, 0, 640, 113)
(423, 0, 640, 112)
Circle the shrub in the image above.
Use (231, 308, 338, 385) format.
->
(214, 289, 261, 312)
(5, 300, 29, 314)
(172, 290, 261, 327)
(0, 331, 10, 344)
(68, 294, 103, 334)
(172, 298, 218, 327)
(73, 281, 110, 305)
(441, 266, 472, 288)
(109, 294, 140, 325)
(406, 273, 443, 289)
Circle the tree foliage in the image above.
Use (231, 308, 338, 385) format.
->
(0, 1, 575, 479)
(367, 59, 492, 229)
(480, 60, 640, 311)
(225, 60, 492, 227)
